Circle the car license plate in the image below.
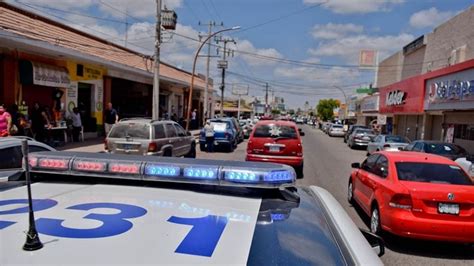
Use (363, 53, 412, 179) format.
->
(438, 203, 459, 215)
(123, 144, 133, 150)
(269, 146, 280, 152)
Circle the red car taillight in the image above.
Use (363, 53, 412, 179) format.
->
(389, 194, 413, 210)
(148, 142, 158, 152)
(104, 139, 108, 150)
(297, 143, 303, 156)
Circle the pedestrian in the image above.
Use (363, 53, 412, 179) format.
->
(0, 104, 12, 137)
(171, 113, 177, 122)
(204, 120, 215, 153)
(68, 107, 82, 142)
(191, 109, 197, 129)
(104, 102, 118, 136)
(31, 102, 50, 143)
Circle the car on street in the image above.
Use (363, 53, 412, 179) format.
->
(246, 120, 304, 178)
(349, 151, 474, 243)
(321, 122, 332, 134)
(199, 118, 238, 152)
(105, 118, 196, 158)
(455, 155, 474, 179)
(347, 128, 376, 149)
(0, 136, 56, 180)
(328, 124, 345, 137)
(367, 135, 410, 155)
(239, 120, 253, 139)
(344, 125, 369, 143)
(230, 117, 245, 143)
(295, 117, 304, 124)
(1, 151, 383, 265)
(403, 140, 468, 160)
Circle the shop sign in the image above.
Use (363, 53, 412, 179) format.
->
(361, 95, 379, 112)
(386, 90, 406, 106)
(32, 62, 70, 87)
(377, 114, 387, 125)
(425, 68, 474, 110)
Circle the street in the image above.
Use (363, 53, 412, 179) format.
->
(196, 125, 474, 265)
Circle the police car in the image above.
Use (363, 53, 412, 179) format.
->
(1, 148, 383, 265)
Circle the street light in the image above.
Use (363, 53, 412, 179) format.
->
(185, 26, 241, 131)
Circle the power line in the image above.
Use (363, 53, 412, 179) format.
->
(98, 0, 144, 23)
(182, 0, 202, 22)
(208, 0, 223, 22)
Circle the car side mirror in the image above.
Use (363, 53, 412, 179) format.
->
(351, 162, 360, 168)
(360, 229, 385, 257)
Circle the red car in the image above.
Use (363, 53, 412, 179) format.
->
(246, 120, 304, 178)
(349, 151, 474, 243)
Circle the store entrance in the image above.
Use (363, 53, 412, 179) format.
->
(78, 83, 95, 132)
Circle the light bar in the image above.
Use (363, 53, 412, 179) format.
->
(29, 152, 296, 188)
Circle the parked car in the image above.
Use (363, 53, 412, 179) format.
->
(344, 125, 369, 143)
(295, 117, 304, 124)
(229, 117, 244, 143)
(105, 118, 196, 158)
(0, 136, 55, 180)
(455, 155, 474, 179)
(367, 135, 410, 155)
(349, 151, 474, 243)
(200, 118, 238, 152)
(246, 120, 304, 178)
(403, 140, 468, 160)
(328, 124, 345, 137)
(321, 122, 332, 133)
(347, 128, 376, 149)
(239, 120, 253, 139)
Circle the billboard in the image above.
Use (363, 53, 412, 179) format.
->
(359, 50, 376, 68)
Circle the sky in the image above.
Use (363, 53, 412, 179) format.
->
(7, 0, 474, 109)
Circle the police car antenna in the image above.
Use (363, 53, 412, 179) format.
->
(21, 140, 43, 251)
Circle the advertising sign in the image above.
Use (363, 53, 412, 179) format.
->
(377, 114, 387, 125)
(32, 62, 70, 87)
(425, 68, 474, 111)
(361, 95, 379, 112)
(359, 50, 376, 68)
(379, 75, 425, 114)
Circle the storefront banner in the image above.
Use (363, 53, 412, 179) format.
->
(379, 75, 425, 114)
(32, 62, 70, 87)
(425, 68, 474, 110)
(361, 95, 379, 112)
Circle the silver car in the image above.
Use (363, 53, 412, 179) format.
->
(328, 124, 345, 137)
(367, 135, 410, 155)
(347, 128, 376, 149)
(106, 118, 196, 158)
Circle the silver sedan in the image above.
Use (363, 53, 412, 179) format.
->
(367, 135, 410, 155)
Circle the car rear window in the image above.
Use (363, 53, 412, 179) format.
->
(396, 162, 473, 185)
(253, 124, 297, 138)
(425, 143, 465, 155)
(332, 125, 343, 128)
(109, 123, 150, 139)
(355, 129, 374, 134)
(385, 135, 408, 143)
(211, 122, 229, 132)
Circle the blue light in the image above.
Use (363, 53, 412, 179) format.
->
(145, 164, 180, 177)
(264, 170, 294, 182)
(271, 213, 286, 221)
(225, 170, 258, 182)
(183, 167, 218, 179)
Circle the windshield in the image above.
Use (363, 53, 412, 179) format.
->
(355, 129, 374, 134)
(425, 143, 465, 155)
(109, 123, 150, 139)
(253, 124, 298, 138)
(210, 122, 229, 132)
(331, 125, 343, 128)
(385, 135, 409, 143)
(396, 162, 473, 185)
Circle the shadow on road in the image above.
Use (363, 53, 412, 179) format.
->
(350, 202, 474, 260)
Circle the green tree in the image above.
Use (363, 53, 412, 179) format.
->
(271, 109, 281, 115)
(316, 99, 340, 121)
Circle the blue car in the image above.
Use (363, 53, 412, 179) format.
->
(200, 118, 238, 152)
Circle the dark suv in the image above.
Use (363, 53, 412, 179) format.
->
(105, 118, 196, 158)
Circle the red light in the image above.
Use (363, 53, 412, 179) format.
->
(389, 194, 413, 210)
(148, 142, 158, 152)
(38, 159, 69, 169)
(28, 157, 38, 167)
(74, 161, 106, 172)
(109, 163, 140, 174)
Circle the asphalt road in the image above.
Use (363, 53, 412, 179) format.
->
(197, 125, 474, 265)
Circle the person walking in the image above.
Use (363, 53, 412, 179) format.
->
(191, 109, 197, 129)
(104, 102, 118, 136)
(204, 120, 215, 153)
(0, 104, 12, 137)
(69, 107, 82, 142)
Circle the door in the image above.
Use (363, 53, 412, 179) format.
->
(368, 135, 382, 154)
(367, 155, 390, 207)
(78, 83, 94, 132)
(164, 123, 178, 156)
(173, 123, 189, 156)
(356, 154, 380, 213)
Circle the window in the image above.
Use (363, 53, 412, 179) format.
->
(0, 146, 22, 169)
(109, 123, 150, 139)
(374, 155, 389, 178)
(425, 143, 466, 156)
(165, 124, 177, 138)
(76, 64, 84, 77)
(29, 145, 51, 153)
(412, 142, 424, 152)
(174, 124, 187, 137)
(396, 162, 472, 185)
(453, 124, 474, 141)
(385, 135, 409, 143)
(361, 154, 380, 173)
(154, 124, 166, 139)
(253, 124, 297, 139)
(405, 143, 415, 151)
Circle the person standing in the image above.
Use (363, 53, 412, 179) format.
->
(104, 102, 118, 136)
(204, 120, 215, 153)
(191, 109, 197, 129)
(0, 104, 12, 137)
(31, 103, 50, 142)
(69, 107, 82, 142)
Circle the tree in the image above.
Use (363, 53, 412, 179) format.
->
(288, 109, 295, 115)
(317, 99, 340, 121)
(271, 109, 280, 115)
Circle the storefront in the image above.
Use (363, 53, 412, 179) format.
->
(424, 66, 474, 153)
(379, 75, 425, 140)
(360, 94, 379, 127)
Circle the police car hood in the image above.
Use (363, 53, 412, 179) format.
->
(0, 182, 262, 265)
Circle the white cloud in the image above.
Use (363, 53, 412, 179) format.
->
(274, 65, 360, 86)
(98, 0, 182, 19)
(303, 0, 404, 14)
(230, 40, 283, 67)
(311, 23, 363, 40)
(309, 33, 414, 63)
(409, 7, 456, 29)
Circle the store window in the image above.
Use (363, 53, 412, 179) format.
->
(454, 124, 474, 141)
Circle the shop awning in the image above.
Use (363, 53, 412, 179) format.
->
(19, 60, 70, 87)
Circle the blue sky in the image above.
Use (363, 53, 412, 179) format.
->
(9, 0, 474, 109)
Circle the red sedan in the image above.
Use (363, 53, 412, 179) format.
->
(246, 120, 304, 178)
(349, 151, 474, 243)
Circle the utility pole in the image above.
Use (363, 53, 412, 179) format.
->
(199, 21, 222, 122)
(216, 36, 236, 117)
(152, 0, 162, 120)
(264, 83, 269, 116)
